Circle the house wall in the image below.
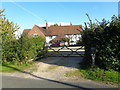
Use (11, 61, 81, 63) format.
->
(46, 34, 81, 45)
(46, 36, 56, 43)
(27, 25, 45, 38)
(65, 34, 81, 45)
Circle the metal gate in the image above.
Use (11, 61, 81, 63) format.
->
(45, 45, 85, 57)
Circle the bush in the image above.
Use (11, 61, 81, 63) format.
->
(1, 10, 45, 64)
(76, 38, 83, 46)
(95, 19, 120, 71)
(16, 35, 45, 64)
(2, 34, 45, 64)
(82, 15, 120, 71)
(0, 10, 45, 64)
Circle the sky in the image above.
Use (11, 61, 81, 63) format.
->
(0, 1, 119, 36)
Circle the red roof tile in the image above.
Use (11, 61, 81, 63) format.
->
(23, 29, 31, 34)
(23, 25, 83, 39)
(42, 25, 82, 36)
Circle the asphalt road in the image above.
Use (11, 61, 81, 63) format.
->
(1, 74, 119, 89)
(2, 75, 89, 89)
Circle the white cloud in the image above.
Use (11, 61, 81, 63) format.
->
(37, 22, 71, 27)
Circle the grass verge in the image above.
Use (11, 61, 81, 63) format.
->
(80, 68, 119, 84)
(65, 67, 119, 84)
(0, 61, 37, 73)
(65, 69, 84, 78)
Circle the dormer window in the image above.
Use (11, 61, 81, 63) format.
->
(33, 34, 38, 37)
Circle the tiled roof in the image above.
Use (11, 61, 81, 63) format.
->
(23, 29, 31, 34)
(54, 34, 66, 41)
(46, 25, 82, 36)
(23, 25, 82, 38)
(35, 25, 48, 35)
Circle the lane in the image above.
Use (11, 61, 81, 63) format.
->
(2, 75, 90, 89)
(2, 75, 75, 88)
(1, 74, 118, 88)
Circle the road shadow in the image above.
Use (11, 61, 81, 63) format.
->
(2, 64, 91, 89)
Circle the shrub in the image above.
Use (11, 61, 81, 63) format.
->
(82, 15, 120, 71)
(95, 18, 120, 71)
(1, 10, 45, 64)
(16, 35, 45, 64)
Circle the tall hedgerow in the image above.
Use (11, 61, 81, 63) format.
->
(1, 10, 45, 64)
(82, 14, 120, 71)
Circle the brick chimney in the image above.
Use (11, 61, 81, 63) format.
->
(60, 23, 61, 26)
(70, 22, 72, 26)
(46, 21, 48, 29)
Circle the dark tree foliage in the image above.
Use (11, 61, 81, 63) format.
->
(82, 14, 120, 71)
(95, 17, 120, 71)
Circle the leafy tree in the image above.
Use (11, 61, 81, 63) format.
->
(17, 35, 45, 64)
(0, 10, 20, 62)
(95, 16, 120, 71)
(1, 10, 45, 64)
(82, 14, 120, 71)
(50, 23, 59, 27)
(62, 37, 70, 45)
(49, 39, 58, 43)
(81, 14, 96, 68)
(76, 38, 83, 45)
(0, 9, 5, 16)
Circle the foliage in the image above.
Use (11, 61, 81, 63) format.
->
(80, 67, 119, 84)
(0, 61, 37, 72)
(82, 14, 120, 71)
(49, 39, 58, 43)
(62, 37, 70, 42)
(49, 37, 70, 45)
(0, 10, 20, 62)
(1, 10, 45, 64)
(65, 69, 84, 78)
(76, 38, 83, 46)
(0, 9, 5, 16)
(50, 23, 59, 27)
(65, 67, 119, 84)
(95, 17, 120, 71)
(2, 34, 45, 64)
(61, 37, 70, 46)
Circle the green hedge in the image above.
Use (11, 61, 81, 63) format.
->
(82, 16, 120, 71)
(95, 19, 120, 71)
(2, 35, 45, 64)
(1, 11, 45, 64)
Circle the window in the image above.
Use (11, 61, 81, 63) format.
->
(33, 34, 38, 37)
(65, 34, 72, 37)
(49, 36, 52, 39)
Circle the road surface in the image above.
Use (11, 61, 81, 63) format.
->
(2, 75, 89, 89)
(1, 74, 119, 89)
